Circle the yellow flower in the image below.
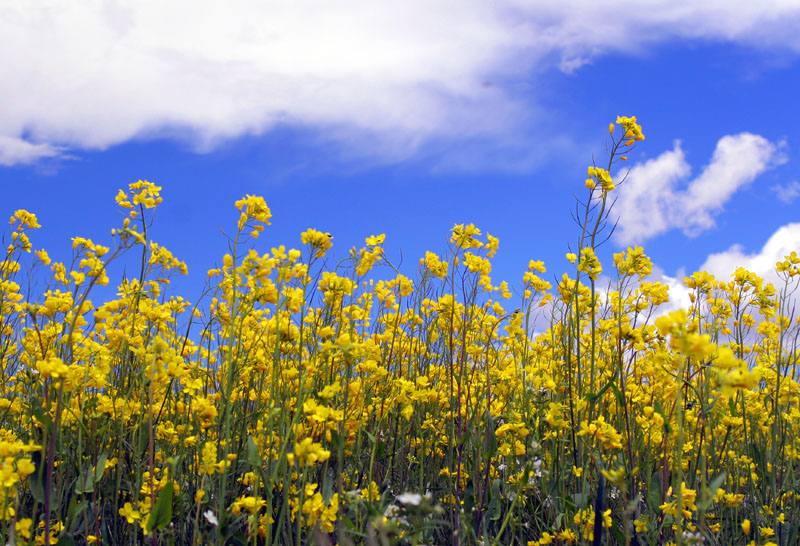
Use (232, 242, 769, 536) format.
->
(15, 518, 32, 540)
(360, 481, 380, 502)
(587, 166, 615, 192)
(292, 438, 330, 467)
(615, 116, 645, 141)
(450, 223, 483, 249)
(577, 247, 602, 280)
(558, 528, 577, 543)
(300, 228, 333, 258)
(127, 180, 163, 209)
(759, 526, 775, 537)
(235, 194, 272, 237)
(422, 251, 449, 278)
(16, 458, 35, 478)
(199, 442, 218, 475)
(35, 357, 69, 380)
(119, 502, 140, 524)
(577, 415, 623, 450)
(231, 495, 266, 515)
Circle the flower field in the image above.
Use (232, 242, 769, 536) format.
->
(1, 118, 798, 546)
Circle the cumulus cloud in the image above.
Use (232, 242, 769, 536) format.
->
(615, 134, 782, 244)
(652, 223, 800, 313)
(1, 1, 800, 165)
(699, 223, 800, 286)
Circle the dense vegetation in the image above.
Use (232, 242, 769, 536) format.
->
(0, 117, 797, 545)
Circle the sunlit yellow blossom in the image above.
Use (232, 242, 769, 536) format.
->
(615, 116, 645, 141)
(119, 502, 140, 524)
(291, 438, 330, 467)
(587, 165, 614, 192)
(300, 229, 334, 258)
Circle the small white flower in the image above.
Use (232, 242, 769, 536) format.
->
(203, 510, 219, 526)
(384, 504, 401, 518)
(397, 492, 423, 506)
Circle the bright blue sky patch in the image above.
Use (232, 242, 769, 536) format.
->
(2, 3, 800, 307)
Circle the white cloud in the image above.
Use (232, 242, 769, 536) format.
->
(772, 180, 800, 203)
(653, 223, 800, 312)
(657, 272, 694, 315)
(0, 135, 61, 166)
(613, 142, 691, 243)
(615, 133, 781, 244)
(1, 2, 800, 165)
(699, 223, 800, 286)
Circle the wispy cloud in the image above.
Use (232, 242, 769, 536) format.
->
(0, 136, 61, 166)
(1, 2, 800, 165)
(772, 180, 800, 203)
(615, 133, 782, 244)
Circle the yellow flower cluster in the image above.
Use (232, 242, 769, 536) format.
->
(0, 120, 797, 545)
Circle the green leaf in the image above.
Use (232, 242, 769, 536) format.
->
(785, 519, 799, 546)
(610, 381, 625, 407)
(375, 440, 386, 460)
(583, 379, 614, 403)
(647, 471, 663, 513)
(30, 449, 45, 503)
(609, 518, 625, 545)
(246, 436, 267, 486)
(225, 528, 247, 546)
(66, 498, 88, 533)
(322, 467, 335, 504)
(94, 453, 108, 483)
(341, 516, 358, 532)
(32, 405, 54, 436)
(55, 535, 76, 546)
(165, 455, 182, 483)
(146, 481, 174, 532)
(246, 436, 261, 466)
(627, 493, 642, 513)
(490, 479, 502, 521)
(75, 465, 94, 494)
(570, 493, 589, 509)
(698, 472, 727, 510)
(462, 479, 474, 514)
(137, 427, 149, 455)
(329, 429, 345, 451)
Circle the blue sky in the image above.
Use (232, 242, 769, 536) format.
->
(2, 2, 800, 307)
